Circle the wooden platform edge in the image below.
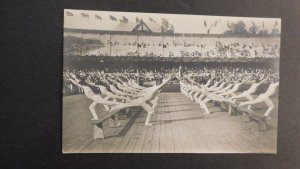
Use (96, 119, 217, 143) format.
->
(227, 102, 269, 131)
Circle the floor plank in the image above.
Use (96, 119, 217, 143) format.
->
(63, 92, 278, 153)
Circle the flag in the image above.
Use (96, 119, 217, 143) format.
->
(122, 16, 128, 23)
(66, 11, 73, 16)
(227, 20, 230, 28)
(213, 20, 218, 27)
(274, 20, 278, 28)
(109, 15, 117, 21)
(95, 15, 102, 20)
(204, 20, 207, 27)
(81, 13, 89, 18)
(149, 17, 156, 23)
(123, 16, 128, 22)
(119, 18, 128, 24)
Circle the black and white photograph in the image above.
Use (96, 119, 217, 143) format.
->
(63, 9, 280, 153)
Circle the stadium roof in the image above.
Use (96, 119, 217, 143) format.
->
(113, 20, 162, 33)
(146, 22, 162, 33)
(113, 22, 137, 32)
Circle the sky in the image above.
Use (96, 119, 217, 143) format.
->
(64, 9, 281, 34)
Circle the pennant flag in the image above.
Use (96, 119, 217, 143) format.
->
(81, 13, 89, 18)
(213, 20, 218, 27)
(119, 19, 128, 24)
(95, 15, 102, 20)
(122, 16, 128, 22)
(109, 15, 117, 21)
(149, 17, 156, 23)
(204, 20, 207, 27)
(274, 20, 278, 28)
(119, 16, 128, 23)
(66, 11, 73, 16)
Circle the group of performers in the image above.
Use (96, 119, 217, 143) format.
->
(66, 71, 173, 126)
(65, 66, 279, 126)
(180, 72, 279, 117)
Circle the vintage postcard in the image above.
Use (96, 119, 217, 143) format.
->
(63, 9, 280, 153)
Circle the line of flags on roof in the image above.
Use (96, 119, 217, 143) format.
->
(65, 11, 160, 24)
(66, 11, 279, 30)
(66, 11, 161, 24)
(204, 19, 279, 29)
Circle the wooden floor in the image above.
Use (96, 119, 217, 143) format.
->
(63, 92, 278, 153)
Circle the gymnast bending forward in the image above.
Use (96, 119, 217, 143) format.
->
(238, 77, 279, 117)
(108, 74, 174, 126)
(68, 73, 121, 120)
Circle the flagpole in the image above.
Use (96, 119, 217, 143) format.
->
(83, 33, 87, 55)
(109, 33, 112, 56)
(162, 34, 165, 57)
(191, 33, 193, 45)
(98, 32, 101, 55)
(80, 29, 83, 56)
(201, 34, 203, 58)
(137, 33, 139, 57)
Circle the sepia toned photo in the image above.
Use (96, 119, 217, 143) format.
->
(63, 9, 280, 153)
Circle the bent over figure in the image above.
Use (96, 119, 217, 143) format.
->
(68, 73, 121, 120)
(109, 74, 173, 126)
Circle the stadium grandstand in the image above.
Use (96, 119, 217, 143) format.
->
(64, 15, 280, 60)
